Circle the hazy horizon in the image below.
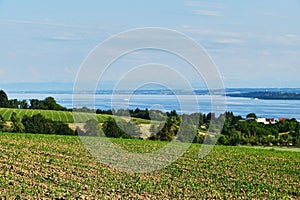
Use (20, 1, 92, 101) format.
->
(2, 82, 300, 93)
(1, 0, 300, 89)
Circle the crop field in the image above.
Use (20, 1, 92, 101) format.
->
(0, 108, 115, 123)
(0, 132, 299, 199)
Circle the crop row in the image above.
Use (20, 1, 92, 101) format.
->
(0, 133, 299, 199)
(0, 108, 111, 123)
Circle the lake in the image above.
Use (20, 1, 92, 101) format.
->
(7, 92, 300, 120)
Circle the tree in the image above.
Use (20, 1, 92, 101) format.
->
(10, 112, 18, 123)
(22, 114, 47, 133)
(117, 119, 140, 138)
(193, 133, 205, 144)
(84, 119, 102, 136)
(54, 121, 75, 135)
(10, 112, 24, 133)
(29, 99, 44, 110)
(19, 100, 28, 109)
(149, 116, 179, 141)
(294, 132, 300, 147)
(44, 97, 66, 111)
(176, 121, 197, 143)
(8, 99, 18, 108)
(44, 97, 57, 110)
(29, 97, 66, 111)
(228, 130, 242, 146)
(207, 112, 216, 121)
(217, 134, 228, 145)
(22, 114, 74, 135)
(0, 90, 9, 108)
(102, 117, 132, 138)
(176, 115, 199, 143)
(75, 126, 85, 135)
(246, 113, 257, 119)
(0, 115, 7, 132)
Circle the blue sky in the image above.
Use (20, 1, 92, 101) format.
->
(0, 0, 300, 89)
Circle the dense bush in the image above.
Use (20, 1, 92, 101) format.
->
(21, 113, 74, 135)
(102, 117, 138, 139)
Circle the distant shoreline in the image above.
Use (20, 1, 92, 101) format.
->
(226, 91, 300, 100)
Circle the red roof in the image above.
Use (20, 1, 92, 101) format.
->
(278, 118, 290, 121)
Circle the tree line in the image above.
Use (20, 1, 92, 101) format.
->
(220, 112, 300, 147)
(0, 90, 67, 111)
(0, 112, 74, 135)
(1, 90, 300, 147)
(0, 110, 299, 147)
(74, 110, 300, 147)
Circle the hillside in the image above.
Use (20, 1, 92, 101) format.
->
(0, 108, 151, 124)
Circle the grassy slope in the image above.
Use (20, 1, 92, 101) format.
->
(0, 108, 151, 124)
(0, 132, 299, 199)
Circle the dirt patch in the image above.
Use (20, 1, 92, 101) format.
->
(67, 123, 86, 131)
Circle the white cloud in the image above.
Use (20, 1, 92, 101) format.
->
(285, 34, 298, 39)
(182, 27, 300, 47)
(251, 34, 300, 46)
(182, 28, 243, 38)
(190, 10, 222, 17)
(185, 1, 224, 9)
(215, 38, 246, 44)
(0, 19, 75, 28)
(0, 19, 112, 38)
(185, 0, 223, 17)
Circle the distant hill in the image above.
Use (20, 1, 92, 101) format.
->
(227, 91, 300, 100)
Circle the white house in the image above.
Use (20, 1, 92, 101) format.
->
(256, 118, 276, 124)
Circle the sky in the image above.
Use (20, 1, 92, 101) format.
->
(0, 0, 300, 90)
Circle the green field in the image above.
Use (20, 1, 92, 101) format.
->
(0, 132, 299, 199)
(0, 108, 140, 124)
(0, 108, 152, 124)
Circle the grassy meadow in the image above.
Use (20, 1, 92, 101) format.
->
(0, 132, 299, 199)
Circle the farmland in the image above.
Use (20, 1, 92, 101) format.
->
(0, 108, 152, 125)
(0, 108, 120, 123)
(0, 132, 299, 199)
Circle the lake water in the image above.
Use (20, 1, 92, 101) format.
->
(7, 92, 300, 120)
